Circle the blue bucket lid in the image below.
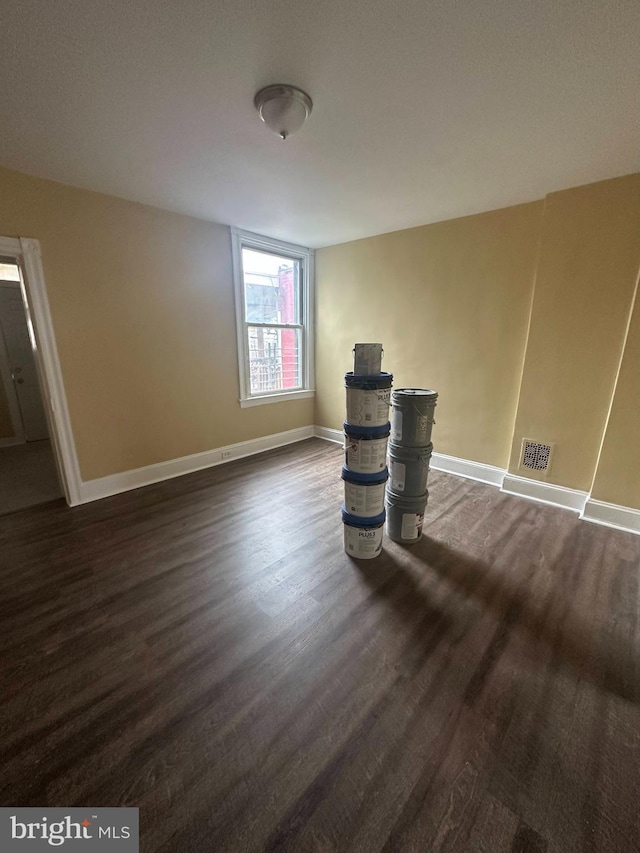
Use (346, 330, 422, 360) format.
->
(341, 466, 388, 485)
(341, 507, 386, 528)
(344, 371, 393, 390)
(343, 421, 390, 439)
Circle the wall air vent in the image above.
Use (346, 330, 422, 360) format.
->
(520, 439, 553, 473)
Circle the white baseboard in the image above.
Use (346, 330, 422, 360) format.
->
(314, 427, 505, 486)
(314, 428, 504, 487)
(314, 425, 343, 444)
(501, 473, 588, 513)
(430, 451, 506, 487)
(0, 436, 25, 448)
(77, 423, 640, 537)
(78, 426, 315, 504)
(581, 499, 640, 535)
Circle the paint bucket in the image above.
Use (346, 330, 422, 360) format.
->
(345, 372, 393, 427)
(353, 343, 383, 376)
(385, 489, 428, 544)
(342, 466, 388, 518)
(390, 389, 438, 447)
(387, 441, 433, 495)
(342, 507, 385, 559)
(344, 421, 390, 473)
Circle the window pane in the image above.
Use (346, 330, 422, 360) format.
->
(247, 326, 302, 393)
(242, 248, 301, 325)
(0, 262, 20, 281)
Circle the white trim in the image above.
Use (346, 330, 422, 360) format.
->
(312, 427, 506, 485)
(75, 425, 640, 536)
(79, 425, 314, 503)
(231, 227, 249, 400)
(581, 499, 640, 535)
(431, 451, 506, 487)
(314, 428, 640, 533)
(230, 227, 315, 406)
(501, 473, 588, 513)
(0, 435, 25, 448)
(20, 238, 83, 505)
(314, 425, 343, 444)
(239, 389, 315, 408)
(0, 237, 82, 506)
(313, 429, 508, 486)
(306, 249, 315, 392)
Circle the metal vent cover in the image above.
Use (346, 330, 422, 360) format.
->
(520, 439, 553, 472)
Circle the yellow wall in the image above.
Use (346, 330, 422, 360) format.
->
(590, 281, 640, 507)
(0, 167, 313, 480)
(2, 164, 638, 509)
(315, 202, 544, 469)
(315, 173, 640, 509)
(507, 175, 640, 492)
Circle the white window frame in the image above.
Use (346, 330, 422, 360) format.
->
(231, 227, 315, 408)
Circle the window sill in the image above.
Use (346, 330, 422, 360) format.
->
(239, 389, 315, 409)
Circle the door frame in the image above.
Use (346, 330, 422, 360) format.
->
(0, 280, 28, 445)
(0, 236, 82, 505)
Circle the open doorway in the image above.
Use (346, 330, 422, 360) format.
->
(0, 258, 63, 513)
(0, 236, 85, 512)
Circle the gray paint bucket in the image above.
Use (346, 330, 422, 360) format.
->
(390, 389, 438, 447)
(345, 372, 393, 427)
(353, 343, 383, 375)
(385, 489, 428, 543)
(387, 441, 432, 495)
(344, 421, 390, 473)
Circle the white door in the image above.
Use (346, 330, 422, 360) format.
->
(0, 286, 50, 441)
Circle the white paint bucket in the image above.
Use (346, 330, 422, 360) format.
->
(345, 372, 393, 427)
(390, 389, 438, 447)
(385, 489, 428, 544)
(342, 467, 388, 518)
(344, 421, 390, 473)
(342, 507, 385, 559)
(387, 442, 433, 495)
(353, 343, 383, 375)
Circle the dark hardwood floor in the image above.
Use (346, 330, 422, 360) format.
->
(1, 438, 639, 852)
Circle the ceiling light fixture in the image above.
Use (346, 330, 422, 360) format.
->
(254, 84, 313, 140)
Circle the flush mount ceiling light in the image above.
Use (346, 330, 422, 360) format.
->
(254, 84, 313, 140)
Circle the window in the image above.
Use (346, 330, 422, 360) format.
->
(0, 261, 21, 281)
(231, 229, 314, 407)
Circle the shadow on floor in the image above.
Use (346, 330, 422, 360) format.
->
(355, 531, 639, 705)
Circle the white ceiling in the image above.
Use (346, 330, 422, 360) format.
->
(1, 0, 638, 248)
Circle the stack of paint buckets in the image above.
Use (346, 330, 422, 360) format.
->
(342, 344, 393, 559)
(385, 389, 438, 543)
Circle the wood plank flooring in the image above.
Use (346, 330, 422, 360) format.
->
(0, 438, 639, 852)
